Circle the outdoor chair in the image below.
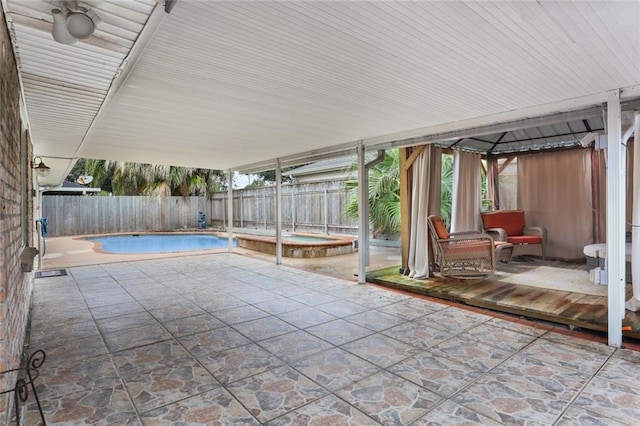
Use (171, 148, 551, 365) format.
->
(427, 215, 498, 278)
(481, 210, 546, 258)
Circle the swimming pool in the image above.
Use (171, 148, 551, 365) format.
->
(88, 234, 235, 254)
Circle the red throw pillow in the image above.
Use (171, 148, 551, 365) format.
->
(429, 215, 449, 239)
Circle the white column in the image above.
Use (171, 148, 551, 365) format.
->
(607, 90, 625, 347)
(36, 187, 43, 269)
(227, 170, 234, 253)
(275, 159, 283, 265)
(357, 143, 368, 284)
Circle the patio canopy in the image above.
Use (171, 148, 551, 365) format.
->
(4, 1, 640, 186)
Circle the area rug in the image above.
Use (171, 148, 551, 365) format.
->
(497, 266, 607, 296)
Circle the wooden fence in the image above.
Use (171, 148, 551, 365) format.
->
(42, 181, 358, 237)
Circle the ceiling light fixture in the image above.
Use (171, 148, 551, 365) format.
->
(32, 157, 51, 178)
(51, 1, 102, 45)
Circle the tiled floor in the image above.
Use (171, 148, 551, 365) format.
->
(27, 253, 640, 425)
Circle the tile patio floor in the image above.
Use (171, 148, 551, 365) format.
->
(27, 253, 640, 425)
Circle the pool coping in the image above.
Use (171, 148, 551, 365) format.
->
(233, 232, 357, 258)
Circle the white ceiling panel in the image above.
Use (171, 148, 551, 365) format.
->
(5, 1, 640, 180)
(4, 0, 157, 185)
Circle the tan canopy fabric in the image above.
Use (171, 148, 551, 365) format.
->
(451, 151, 482, 233)
(517, 149, 593, 260)
(408, 146, 441, 279)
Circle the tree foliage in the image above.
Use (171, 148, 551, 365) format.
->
(77, 159, 226, 197)
(343, 150, 465, 236)
(344, 150, 401, 237)
(248, 167, 301, 187)
(440, 154, 454, 228)
(66, 158, 87, 184)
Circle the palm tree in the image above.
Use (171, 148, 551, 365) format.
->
(440, 154, 454, 228)
(344, 150, 401, 237)
(344, 150, 463, 236)
(82, 159, 225, 197)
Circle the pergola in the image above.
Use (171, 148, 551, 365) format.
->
(4, 0, 639, 346)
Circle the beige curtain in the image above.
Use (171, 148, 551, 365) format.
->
(451, 151, 481, 233)
(593, 149, 606, 243)
(627, 140, 634, 234)
(408, 145, 441, 279)
(518, 150, 593, 260)
(486, 156, 498, 210)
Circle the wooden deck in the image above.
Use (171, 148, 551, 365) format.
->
(366, 258, 640, 340)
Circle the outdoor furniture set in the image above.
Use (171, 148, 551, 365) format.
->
(427, 209, 547, 278)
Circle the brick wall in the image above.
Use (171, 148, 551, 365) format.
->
(0, 3, 35, 422)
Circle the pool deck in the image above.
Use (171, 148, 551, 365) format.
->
(40, 235, 400, 280)
(28, 250, 640, 424)
(26, 235, 640, 424)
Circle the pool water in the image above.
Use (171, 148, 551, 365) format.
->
(89, 234, 235, 254)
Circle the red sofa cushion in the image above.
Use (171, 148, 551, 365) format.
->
(481, 210, 525, 236)
(507, 235, 542, 245)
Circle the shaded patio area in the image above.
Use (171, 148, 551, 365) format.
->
(26, 253, 640, 424)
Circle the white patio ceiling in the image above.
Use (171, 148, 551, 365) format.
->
(5, 0, 640, 186)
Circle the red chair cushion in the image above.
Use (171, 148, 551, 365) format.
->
(481, 210, 525, 236)
(429, 215, 449, 239)
(507, 235, 542, 245)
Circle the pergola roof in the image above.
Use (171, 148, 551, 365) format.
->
(438, 113, 607, 155)
(4, 1, 640, 185)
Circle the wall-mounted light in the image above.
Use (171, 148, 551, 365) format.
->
(32, 157, 51, 178)
(51, 1, 102, 45)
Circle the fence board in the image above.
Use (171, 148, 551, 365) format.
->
(42, 181, 358, 236)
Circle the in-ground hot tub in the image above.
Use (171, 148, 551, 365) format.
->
(236, 233, 357, 258)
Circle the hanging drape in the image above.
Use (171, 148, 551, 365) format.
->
(627, 140, 635, 234)
(408, 145, 441, 279)
(451, 151, 482, 233)
(486, 156, 498, 210)
(592, 149, 606, 243)
(518, 149, 593, 259)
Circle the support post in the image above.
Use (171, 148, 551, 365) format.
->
(357, 143, 367, 284)
(240, 195, 244, 228)
(222, 197, 226, 228)
(357, 146, 385, 284)
(227, 170, 234, 253)
(399, 148, 411, 273)
(36, 188, 43, 269)
(275, 159, 283, 265)
(606, 90, 624, 347)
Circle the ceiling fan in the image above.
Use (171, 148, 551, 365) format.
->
(51, 1, 102, 44)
